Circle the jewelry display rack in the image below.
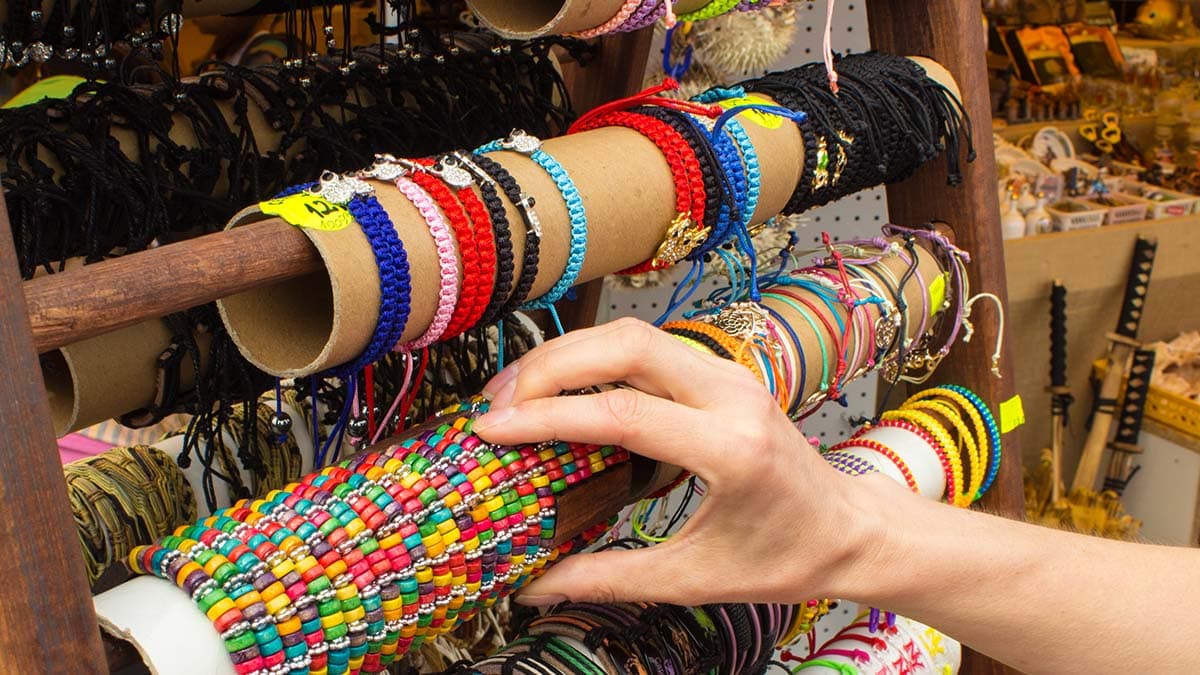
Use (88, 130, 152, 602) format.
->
(0, 2, 1022, 672)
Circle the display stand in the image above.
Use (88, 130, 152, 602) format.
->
(0, 4, 1022, 673)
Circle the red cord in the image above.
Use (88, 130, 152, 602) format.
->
(364, 365, 376, 438)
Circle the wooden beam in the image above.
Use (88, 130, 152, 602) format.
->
(26, 218, 322, 354)
(866, 3, 1023, 673)
(0, 195, 108, 670)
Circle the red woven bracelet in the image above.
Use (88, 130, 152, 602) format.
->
(859, 419, 953, 501)
(570, 109, 708, 274)
(830, 438, 919, 493)
(411, 157, 496, 339)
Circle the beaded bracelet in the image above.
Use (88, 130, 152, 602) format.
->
(130, 543, 271, 675)
(169, 529, 296, 674)
(830, 438, 918, 493)
(878, 409, 965, 506)
(478, 130, 589, 314)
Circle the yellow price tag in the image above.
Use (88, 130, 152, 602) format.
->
(259, 193, 353, 232)
(999, 395, 1025, 434)
(716, 94, 785, 130)
(928, 272, 948, 319)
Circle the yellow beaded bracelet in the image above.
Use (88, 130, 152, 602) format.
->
(905, 388, 992, 502)
(904, 400, 983, 505)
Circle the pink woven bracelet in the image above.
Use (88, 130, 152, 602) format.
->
(394, 176, 459, 351)
(571, 0, 645, 38)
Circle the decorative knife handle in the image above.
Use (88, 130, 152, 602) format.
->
(1111, 348, 1156, 450)
(1114, 236, 1158, 340)
(1049, 282, 1068, 389)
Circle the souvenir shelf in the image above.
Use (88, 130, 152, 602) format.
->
(0, 1, 1023, 673)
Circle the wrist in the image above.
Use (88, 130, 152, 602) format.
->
(820, 473, 921, 603)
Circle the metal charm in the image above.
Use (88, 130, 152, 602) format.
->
(652, 213, 709, 267)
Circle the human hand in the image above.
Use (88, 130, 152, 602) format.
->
(472, 318, 893, 608)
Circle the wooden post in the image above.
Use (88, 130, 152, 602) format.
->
(865, 3, 1022, 673)
(0, 195, 108, 670)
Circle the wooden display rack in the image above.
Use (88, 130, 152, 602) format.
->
(0, 2, 1024, 672)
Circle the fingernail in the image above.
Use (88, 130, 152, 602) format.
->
(488, 377, 519, 411)
(514, 593, 567, 608)
(473, 406, 514, 433)
(482, 364, 519, 402)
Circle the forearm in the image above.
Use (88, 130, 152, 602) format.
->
(837, 477, 1197, 673)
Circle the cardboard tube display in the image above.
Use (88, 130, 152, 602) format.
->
(466, 0, 711, 38)
(41, 320, 206, 438)
(217, 102, 804, 377)
(218, 56, 957, 378)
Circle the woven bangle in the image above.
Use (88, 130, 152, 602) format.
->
(677, 0, 742, 22)
(571, 0, 643, 38)
(830, 438, 918, 493)
(461, 151, 542, 320)
(822, 450, 879, 478)
(939, 385, 1002, 497)
(637, 105, 726, 251)
(569, 109, 707, 272)
(478, 131, 589, 312)
(879, 409, 965, 506)
(393, 174, 459, 351)
(904, 399, 983, 505)
(906, 387, 995, 502)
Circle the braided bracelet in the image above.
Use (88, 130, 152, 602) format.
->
(822, 450, 879, 478)
(571, 0, 643, 38)
(362, 156, 460, 352)
(677, 0, 742, 22)
(615, 0, 671, 32)
(460, 151, 542, 320)
(429, 153, 515, 329)
(637, 105, 727, 252)
(830, 438, 918, 493)
(478, 130, 589, 313)
(569, 109, 707, 272)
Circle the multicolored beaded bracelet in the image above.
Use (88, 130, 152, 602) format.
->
(830, 438, 918, 493)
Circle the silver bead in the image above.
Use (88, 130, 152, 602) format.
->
(326, 39, 337, 50)
(27, 40, 54, 61)
(376, 62, 389, 75)
(29, 9, 42, 21)
(323, 25, 335, 36)
(134, 1, 147, 13)
(347, 417, 369, 438)
(62, 25, 76, 39)
(104, 57, 116, 69)
(299, 76, 312, 87)
(174, 91, 186, 103)
(270, 411, 293, 437)
(160, 13, 182, 34)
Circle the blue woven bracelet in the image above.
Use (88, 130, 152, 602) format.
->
(477, 131, 589, 313)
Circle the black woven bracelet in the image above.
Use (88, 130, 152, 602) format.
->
(465, 152, 542, 320)
(663, 328, 734, 361)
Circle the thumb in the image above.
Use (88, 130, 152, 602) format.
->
(514, 546, 694, 607)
